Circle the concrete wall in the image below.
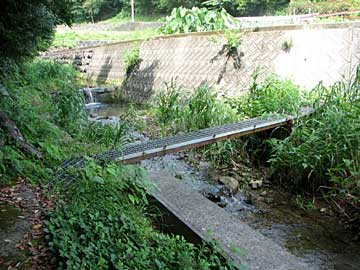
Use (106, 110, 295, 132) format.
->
(46, 22, 360, 102)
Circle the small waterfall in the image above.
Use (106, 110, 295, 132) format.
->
(83, 88, 101, 108)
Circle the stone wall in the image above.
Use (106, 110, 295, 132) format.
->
(45, 22, 360, 102)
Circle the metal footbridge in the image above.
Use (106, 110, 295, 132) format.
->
(60, 109, 313, 170)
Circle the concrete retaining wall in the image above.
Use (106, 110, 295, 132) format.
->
(46, 22, 360, 102)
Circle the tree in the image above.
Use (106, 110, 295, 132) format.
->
(0, 0, 74, 71)
(236, 0, 289, 16)
(0, 0, 74, 158)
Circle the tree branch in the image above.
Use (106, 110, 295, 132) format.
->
(0, 111, 42, 159)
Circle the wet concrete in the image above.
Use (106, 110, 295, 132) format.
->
(0, 203, 29, 269)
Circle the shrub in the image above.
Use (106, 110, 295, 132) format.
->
(0, 0, 73, 74)
(159, 7, 240, 34)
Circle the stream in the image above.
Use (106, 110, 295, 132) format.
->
(88, 100, 360, 270)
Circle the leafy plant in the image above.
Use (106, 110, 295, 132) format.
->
(269, 68, 360, 204)
(224, 30, 242, 52)
(155, 79, 183, 126)
(281, 39, 293, 52)
(159, 7, 240, 34)
(45, 161, 236, 270)
(235, 72, 303, 117)
(123, 47, 141, 76)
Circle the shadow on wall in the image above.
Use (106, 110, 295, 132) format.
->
(121, 60, 159, 103)
(211, 45, 244, 84)
(96, 56, 113, 84)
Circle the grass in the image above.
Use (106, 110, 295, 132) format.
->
(153, 77, 304, 168)
(269, 71, 360, 200)
(52, 28, 160, 48)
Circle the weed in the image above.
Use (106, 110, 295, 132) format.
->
(155, 79, 183, 127)
(235, 72, 303, 117)
(224, 30, 241, 53)
(123, 47, 141, 76)
(281, 39, 293, 52)
(45, 161, 235, 270)
(269, 68, 360, 203)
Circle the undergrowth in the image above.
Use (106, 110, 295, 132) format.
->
(0, 58, 239, 269)
(0, 59, 129, 184)
(45, 161, 237, 270)
(154, 76, 303, 168)
(233, 72, 304, 117)
(269, 70, 360, 206)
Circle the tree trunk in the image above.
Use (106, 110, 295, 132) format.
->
(0, 111, 42, 159)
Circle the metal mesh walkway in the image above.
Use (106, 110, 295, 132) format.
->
(59, 113, 300, 170)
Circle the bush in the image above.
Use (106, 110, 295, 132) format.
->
(45, 162, 235, 270)
(159, 7, 240, 34)
(269, 69, 360, 203)
(235, 73, 303, 117)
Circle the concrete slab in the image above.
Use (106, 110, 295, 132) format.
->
(148, 171, 308, 270)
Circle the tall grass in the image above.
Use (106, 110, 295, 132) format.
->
(269, 69, 360, 204)
(234, 73, 303, 117)
(154, 77, 304, 167)
(155, 82, 239, 134)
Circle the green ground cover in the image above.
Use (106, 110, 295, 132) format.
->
(0, 59, 237, 269)
(52, 28, 159, 48)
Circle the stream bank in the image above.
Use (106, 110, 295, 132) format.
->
(89, 100, 360, 270)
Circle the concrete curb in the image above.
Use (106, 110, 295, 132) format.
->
(148, 171, 308, 270)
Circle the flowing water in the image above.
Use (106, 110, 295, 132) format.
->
(82, 88, 103, 108)
(91, 102, 360, 270)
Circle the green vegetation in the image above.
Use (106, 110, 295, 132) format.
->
(46, 161, 236, 270)
(235, 73, 303, 117)
(269, 70, 360, 204)
(0, 0, 73, 74)
(69, 0, 292, 24)
(0, 59, 237, 269)
(52, 29, 158, 49)
(0, 59, 130, 184)
(223, 30, 242, 52)
(159, 7, 240, 34)
(123, 47, 141, 76)
(289, 0, 360, 14)
(155, 82, 239, 134)
(154, 76, 303, 167)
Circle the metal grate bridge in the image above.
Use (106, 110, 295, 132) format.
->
(59, 110, 314, 170)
